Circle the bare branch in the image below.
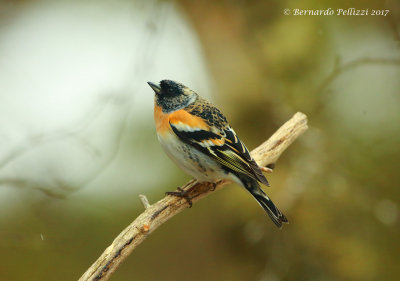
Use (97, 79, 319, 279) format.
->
(315, 57, 400, 96)
(139, 194, 151, 209)
(78, 112, 308, 281)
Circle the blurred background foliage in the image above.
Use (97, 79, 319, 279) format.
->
(0, 0, 399, 280)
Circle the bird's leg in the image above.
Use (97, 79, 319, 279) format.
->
(166, 180, 216, 207)
(209, 182, 217, 191)
(166, 187, 193, 207)
(262, 163, 275, 173)
(261, 167, 273, 173)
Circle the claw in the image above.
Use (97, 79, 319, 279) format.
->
(166, 187, 193, 207)
(261, 167, 273, 173)
(209, 182, 217, 191)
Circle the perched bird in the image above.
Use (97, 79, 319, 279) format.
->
(148, 80, 288, 227)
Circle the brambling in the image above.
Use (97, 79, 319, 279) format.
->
(148, 80, 288, 227)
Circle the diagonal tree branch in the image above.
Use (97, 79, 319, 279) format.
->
(79, 112, 308, 281)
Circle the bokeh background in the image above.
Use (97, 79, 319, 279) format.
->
(1, 0, 399, 280)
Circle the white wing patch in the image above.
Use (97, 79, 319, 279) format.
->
(173, 121, 202, 132)
(227, 127, 238, 143)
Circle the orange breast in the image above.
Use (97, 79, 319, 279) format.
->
(154, 105, 171, 135)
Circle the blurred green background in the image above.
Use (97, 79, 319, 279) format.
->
(1, 0, 399, 280)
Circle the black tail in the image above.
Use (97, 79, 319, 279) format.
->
(241, 178, 288, 228)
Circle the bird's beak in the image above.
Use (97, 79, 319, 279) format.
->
(147, 81, 161, 94)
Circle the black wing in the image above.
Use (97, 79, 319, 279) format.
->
(223, 127, 269, 186)
(170, 122, 269, 186)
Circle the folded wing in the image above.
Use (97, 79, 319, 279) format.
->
(170, 118, 269, 186)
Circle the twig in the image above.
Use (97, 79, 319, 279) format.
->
(78, 112, 308, 281)
(0, 2, 170, 197)
(315, 57, 400, 95)
(138, 194, 151, 209)
(310, 56, 400, 116)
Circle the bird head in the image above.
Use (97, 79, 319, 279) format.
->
(148, 80, 197, 112)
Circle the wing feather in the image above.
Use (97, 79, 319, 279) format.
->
(170, 120, 269, 186)
(224, 128, 269, 186)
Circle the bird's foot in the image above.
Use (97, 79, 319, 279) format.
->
(261, 167, 274, 173)
(166, 187, 193, 207)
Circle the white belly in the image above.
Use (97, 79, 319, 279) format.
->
(158, 133, 227, 182)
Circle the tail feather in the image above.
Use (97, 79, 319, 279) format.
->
(241, 178, 288, 228)
(252, 192, 288, 228)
